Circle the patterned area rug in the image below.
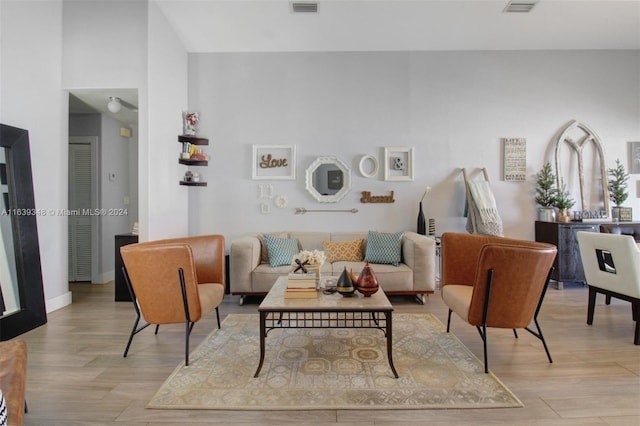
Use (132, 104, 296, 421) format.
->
(148, 313, 522, 410)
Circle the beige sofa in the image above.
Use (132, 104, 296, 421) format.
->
(230, 231, 436, 304)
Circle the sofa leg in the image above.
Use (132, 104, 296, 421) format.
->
(415, 294, 425, 305)
(239, 295, 245, 306)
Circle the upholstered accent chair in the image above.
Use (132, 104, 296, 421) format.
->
(120, 235, 226, 365)
(0, 339, 27, 425)
(440, 232, 557, 373)
(576, 231, 640, 345)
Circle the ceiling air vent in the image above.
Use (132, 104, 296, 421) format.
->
(291, 2, 318, 14)
(503, 1, 538, 13)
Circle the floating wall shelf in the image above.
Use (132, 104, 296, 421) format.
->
(178, 134, 209, 186)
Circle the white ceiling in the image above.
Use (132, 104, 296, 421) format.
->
(156, 0, 640, 53)
(69, 0, 639, 124)
(69, 89, 138, 127)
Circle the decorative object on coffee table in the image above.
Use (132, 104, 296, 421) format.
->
(349, 268, 358, 284)
(292, 250, 325, 286)
(336, 267, 355, 296)
(356, 262, 379, 297)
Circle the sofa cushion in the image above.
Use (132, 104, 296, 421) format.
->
(264, 234, 299, 267)
(257, 232, 290, 263)
(290, 232, 330, 252)
(323, 239, 363, 263)
(364, 231, 404, 266)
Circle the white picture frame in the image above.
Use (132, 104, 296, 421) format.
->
(358, 154, 379, 178)
(252, 145, 296, 180)
(384, 147, 414, 181)
(258, 184, 273, 199)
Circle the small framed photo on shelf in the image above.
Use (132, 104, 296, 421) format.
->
(252, 145, 296, 180)
(383, 146, 414, 181)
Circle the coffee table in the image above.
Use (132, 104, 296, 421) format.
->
(254, 276, 398, 378)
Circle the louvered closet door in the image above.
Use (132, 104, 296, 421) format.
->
(68, 143, 93, 282)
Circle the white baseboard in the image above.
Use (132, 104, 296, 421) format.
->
(46, 291, 72, 313)
(96, 270, 115, 284)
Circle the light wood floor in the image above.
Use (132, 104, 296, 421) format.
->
(14, 281, 640, 425)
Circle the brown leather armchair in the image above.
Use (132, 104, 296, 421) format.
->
(0, 339, 27, 425)
(120, 235, 225, 366)
(441, 232, 557, 373)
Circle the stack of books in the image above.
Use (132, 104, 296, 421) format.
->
(285, 272, 318, 298)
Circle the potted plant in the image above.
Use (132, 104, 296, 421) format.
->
(608, 158, 630, 221)
(553, 180, 575, 222)
(535, 162, 557, 221)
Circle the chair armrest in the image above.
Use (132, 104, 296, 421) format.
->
(441, 232, 492, 287)
(181, 235, 225, 285)
(229, 235, 262, 294)
(0, 340, 27, 426)
(402, 232, 436, 292)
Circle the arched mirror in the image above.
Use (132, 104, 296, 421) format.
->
(0, 124, 46, 340)
(305, 156, 351, 203)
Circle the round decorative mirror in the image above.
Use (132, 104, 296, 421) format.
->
(305, 156, 351, 203)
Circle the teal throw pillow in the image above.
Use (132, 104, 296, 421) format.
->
(264, 234, 299, 267)
(364, 231, 404, 266)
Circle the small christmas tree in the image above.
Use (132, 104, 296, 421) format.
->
(608, 158, 629, 207)
(535, 162, 557, 208)
(553, 180, 575, 211)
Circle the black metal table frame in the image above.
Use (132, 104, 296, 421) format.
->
(254, 309, 399, 378)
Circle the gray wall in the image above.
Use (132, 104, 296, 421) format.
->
(188, 50, 640, 242)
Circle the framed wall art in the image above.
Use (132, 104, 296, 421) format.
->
(384, 146, 414, 181)
(502, 137, 526, 182)
(252, 145, 296, 180)
(629, 141, 640, 174)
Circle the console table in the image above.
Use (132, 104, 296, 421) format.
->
(114, 233, 138, 301)
(534, 220, 640, 289)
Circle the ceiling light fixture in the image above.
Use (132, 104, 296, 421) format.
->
(107, 97, 122, 113)
(503, 1, 538, 13)
(291, 2, 318, 14)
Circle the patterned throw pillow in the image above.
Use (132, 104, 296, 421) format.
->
(322, 239, 363, 263)
(264, 234, 300, 267)
(364, 231, 404, 266)
(258, 232, 289, 264)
